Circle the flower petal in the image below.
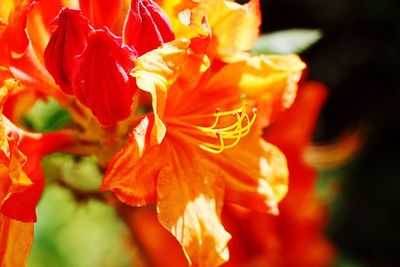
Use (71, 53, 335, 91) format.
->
(265, 81, 329, 150)
(123, 0, 175, 55)
(118, 206, 189, 267)
(44, 8, 93, 94)
(205, 54, 306, 128)
(212, 132, 289, 214)
(157, 141, 231, 266)
(0, 214, 34, 267)
(202, 0, 261, 59)
(102, 115, 165, 206)
(0, 133, 44, 222)
(132, 38, 209, 143)
(79, 0, 124, 33)
(71, 28, 137, 126)
(0, 0, 37, 59)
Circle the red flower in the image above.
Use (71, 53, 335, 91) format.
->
(0, 68, 71, 267)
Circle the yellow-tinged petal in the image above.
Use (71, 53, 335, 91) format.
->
(203, 0, 261, 59)
(160, 0, 209, 40)
(161, 0, 260, 59)
(132, 38, 209, 143)
(157, 140, 231, 267)
(0, 213, 34, 267)
(205, 54, 306, 128)
(211, 131, 288, 214)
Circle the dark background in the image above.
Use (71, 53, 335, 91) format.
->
(260, 0, 400, 266)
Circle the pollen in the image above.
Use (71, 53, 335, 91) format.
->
(167, 97, 257, 154)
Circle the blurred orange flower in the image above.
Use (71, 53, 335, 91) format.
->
(223, 81, 336, 267)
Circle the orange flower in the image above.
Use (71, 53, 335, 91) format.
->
(1, 1, 308, 266)
(222, 82, 336, 267)
(115, 82, 336, 267)
(101, 38, 305, 265)
(0, 68, 71, 267)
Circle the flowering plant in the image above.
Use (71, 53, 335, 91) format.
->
(0, 0, 345, 266)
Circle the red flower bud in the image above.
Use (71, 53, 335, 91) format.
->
(71, 28, 138, 126)
(44, 8, 93, 94)
(123, 0, 175, 56)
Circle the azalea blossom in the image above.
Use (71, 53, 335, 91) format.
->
(112, 81, 339, 267)
(1, 0, 308, 266)
(102, 38, 304, 267)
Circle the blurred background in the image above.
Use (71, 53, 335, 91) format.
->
(27, 0, 400, 266)
(261, 0, 400, 266)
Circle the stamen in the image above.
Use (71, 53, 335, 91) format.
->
(168, 98, 258, 154)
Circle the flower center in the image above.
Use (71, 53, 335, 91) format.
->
(167, 97, 257, 154)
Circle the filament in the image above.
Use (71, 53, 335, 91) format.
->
(167, 98, 257, 154)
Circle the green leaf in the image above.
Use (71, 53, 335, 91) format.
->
(24, 98, 71, 132)
(252, 29, 322, 54)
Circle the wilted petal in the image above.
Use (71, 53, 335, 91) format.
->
(0, 214, 34, 267)
(157, 141, 231, 266)
(44, 8, 93, 94)
(123, 0, 175, 55)
(71, 28, 137, 126)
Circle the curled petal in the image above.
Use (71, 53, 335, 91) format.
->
(102, 115, 166, 206)
(157, 141, 231, 266)
(0, 214, 34, 267)
(0, 135, 44, 222)
(0, 0, 37, 59)
(132, 38, 209, 143)
(123, 0, 175, 55)
(71, 28, 137, 126)
(163, 0, 209, 40)
(166, 0, 261, 58)
(44, 8, 93, 94)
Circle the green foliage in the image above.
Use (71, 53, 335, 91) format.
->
(24, 98, 71, 132)
(28, 185, 135, 267)
(334, 255, 367, 267)
(251, 29, 322, 54)
(42, 153, 103, 191)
